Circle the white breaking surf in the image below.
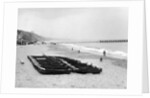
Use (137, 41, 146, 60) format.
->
(61, 43, 127, 59)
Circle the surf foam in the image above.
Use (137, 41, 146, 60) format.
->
(61, 43, 127, 59)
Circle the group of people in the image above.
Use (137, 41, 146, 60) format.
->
(71, 47, 106, 62)
(100, 50, 106, 62)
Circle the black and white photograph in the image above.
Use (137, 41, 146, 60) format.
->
(15, 8, 128, 89)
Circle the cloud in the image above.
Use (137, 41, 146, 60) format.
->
(18, 8, 128, 41)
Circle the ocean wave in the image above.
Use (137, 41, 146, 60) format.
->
(61, 43, 127, 59)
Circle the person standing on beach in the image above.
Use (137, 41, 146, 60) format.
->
(100, 50, 106, 62)
(100, 57, 103, 62)
(103, 50, 106, 56)
(78, 50, 80, 53)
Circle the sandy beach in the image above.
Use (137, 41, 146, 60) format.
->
(15, 44, 127, 89)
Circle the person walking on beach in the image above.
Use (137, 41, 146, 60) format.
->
(78, 50, 80, 53)
(103, 50, 106, 56)
(100, 50, 106, 62)
(100, 57, 103, 62)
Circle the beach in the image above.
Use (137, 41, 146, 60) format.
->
(15, 43, 127, 88)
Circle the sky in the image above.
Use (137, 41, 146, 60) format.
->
(18, 8, 128, 41)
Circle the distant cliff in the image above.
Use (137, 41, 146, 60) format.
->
(17, 29, 46, 45)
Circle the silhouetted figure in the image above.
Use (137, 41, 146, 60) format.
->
(100, 57, 103, 62)
(103, 50, 106, 56)
(78, 50, 80, 53)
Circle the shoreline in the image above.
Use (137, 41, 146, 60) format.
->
(60, 43, 127, 60)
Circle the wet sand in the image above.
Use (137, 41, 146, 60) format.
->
(15, 44, 127, 88)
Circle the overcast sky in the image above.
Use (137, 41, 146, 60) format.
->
(18, 8, 128, 41)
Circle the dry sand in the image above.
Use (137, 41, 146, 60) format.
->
(15, 44, 127, 89)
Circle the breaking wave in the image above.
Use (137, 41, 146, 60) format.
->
(61, 43, 127, 59)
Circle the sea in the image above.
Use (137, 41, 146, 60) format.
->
(75, 42, 127, 53)
(61, 42, 128, 59)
